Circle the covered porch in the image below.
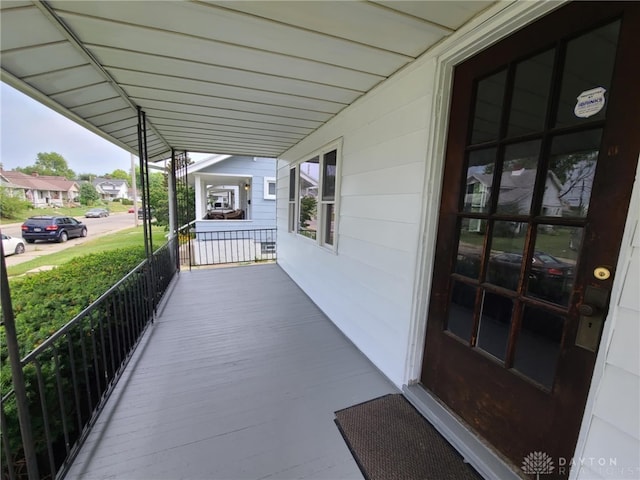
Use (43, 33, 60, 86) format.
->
(66, 264, 398, 479)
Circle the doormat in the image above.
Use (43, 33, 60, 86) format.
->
(334, 394, 482, 480)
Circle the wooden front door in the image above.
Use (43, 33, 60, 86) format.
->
(421, 2, 639, 475)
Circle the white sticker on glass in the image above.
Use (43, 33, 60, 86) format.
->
(574, 87, 606, 118)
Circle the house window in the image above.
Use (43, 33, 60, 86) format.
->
(288, 167, 296, 232)
(290, 140, 341, 249)
(263, 177, 276, 200)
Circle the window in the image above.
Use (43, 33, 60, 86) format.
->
(288, 140, 341, 249)
(263, 177, 276, 200)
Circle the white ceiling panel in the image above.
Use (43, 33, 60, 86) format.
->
(108, 68, 347, 114)
(0, 43, 87, 78)
(1, 1, 495, 160)
(89, 46, 362, 105)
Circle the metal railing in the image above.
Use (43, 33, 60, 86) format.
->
(178, 227, 276, 268)
(1, 238, 178, 480)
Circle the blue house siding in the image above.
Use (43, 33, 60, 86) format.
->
(192, 156, 276, 234)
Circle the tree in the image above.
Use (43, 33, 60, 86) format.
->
(78, 182, 100, 206)
(16, 152, 76, 179)
(109, 169, 131, 183)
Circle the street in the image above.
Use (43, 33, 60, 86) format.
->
(1, 212, 140, 268)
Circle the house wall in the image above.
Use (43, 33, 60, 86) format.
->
(276, 0, 639, 477)
(277, 51, 435, 384)
(195, 156, 276, 233)
(570, 157, 640, 480)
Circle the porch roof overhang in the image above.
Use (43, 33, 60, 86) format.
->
(0, 0, 494, 162)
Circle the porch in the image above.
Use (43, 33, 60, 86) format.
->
(65, 263, 398, 479)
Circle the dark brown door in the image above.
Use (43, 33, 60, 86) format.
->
(421, 2, 639, 475)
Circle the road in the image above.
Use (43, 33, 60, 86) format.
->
(1, 212, 140, 268)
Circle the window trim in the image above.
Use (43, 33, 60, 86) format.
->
(288, 139, 342, 252)
(263, 176, 276, 200)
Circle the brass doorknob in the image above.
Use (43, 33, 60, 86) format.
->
(578, 304, 599, 317)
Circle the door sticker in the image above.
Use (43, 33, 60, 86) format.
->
(574, 87, 606, 118)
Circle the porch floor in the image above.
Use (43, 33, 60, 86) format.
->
(66, 264, 398, 479)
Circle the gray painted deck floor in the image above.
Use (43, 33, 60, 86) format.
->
(66, 264, 398, 480)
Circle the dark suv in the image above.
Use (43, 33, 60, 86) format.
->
(21, 216, 88, 243)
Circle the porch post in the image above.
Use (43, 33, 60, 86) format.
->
(136, 106, 151, 259)
(169, 149, 180, 271)
(0, 243, 40, 479)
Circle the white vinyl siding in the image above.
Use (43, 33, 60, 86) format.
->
(571, 157, 640, 480)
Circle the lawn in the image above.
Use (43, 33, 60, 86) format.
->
(7, 226, 167, 278)
(459, 225, 579, 262)
(3, 203, 132, 223)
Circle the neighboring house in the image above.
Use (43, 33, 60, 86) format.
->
(92, 178, 129, 201)
(0, 170, 27, 200)
(465, 168, 564, 232)
(188, 155, 276, 264)
(0, 169, 79, 207)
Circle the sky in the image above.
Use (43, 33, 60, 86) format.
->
(0, 82, 209, 177)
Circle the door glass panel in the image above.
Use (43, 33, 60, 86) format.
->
(514, 306, 564, 389)
(486, 221, 527, 290)
(447, 281, 477, 342)
(508, 49, 554, 137)
(477, 291, 514, 361)
(497, 140, 542, 215)
(463, 148, 497, 213)
(455, 218, 486, 279)
(556, 21, 621, 127)
(548, 130, 601, 218)
(471, 70, 507, 144)
(527, 225, 581, 305)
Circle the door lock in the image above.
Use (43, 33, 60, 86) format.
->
(575, 286, 610, 352)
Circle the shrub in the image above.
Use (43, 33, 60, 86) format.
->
(1, 247, 148, 476)
(0, 189, 32, 220)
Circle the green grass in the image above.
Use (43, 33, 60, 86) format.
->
(7, 226, 167, 278)
(2, 203, 131, 223)
(460, 226, 579, 261)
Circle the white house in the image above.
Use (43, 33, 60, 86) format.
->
(1, 2, 638, 479)
(92, 178, 129, 201)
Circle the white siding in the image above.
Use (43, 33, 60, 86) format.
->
(572, 158, 640, 480)
(276, 2, 639, 477)
(277, 54, 434, 385)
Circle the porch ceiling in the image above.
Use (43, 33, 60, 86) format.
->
(0, 0, 493, 161)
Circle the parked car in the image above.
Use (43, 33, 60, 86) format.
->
(487, 250, 574, 303)
(138, 207, 155, 220)
(21, 216, 88, 243)
(128, 206, 135, 213)
(85, 208, 109, 218)
(2, 233, 25, 256)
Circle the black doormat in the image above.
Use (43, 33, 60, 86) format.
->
(335, 394, 483, 480)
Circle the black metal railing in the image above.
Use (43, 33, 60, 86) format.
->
(1, 239, 178, 480)
(177, 227, 276, 267)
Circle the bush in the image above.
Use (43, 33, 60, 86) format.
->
(1, 247, 148, 476)
(0, 189, 32, 220)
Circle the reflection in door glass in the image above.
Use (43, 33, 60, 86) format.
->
(446, 281, 477, 342)
(556, 21, 621, 127)
(486, 221, 528, 291)
(514, 306, 564, 389)
(471, 70, 507, 144)
(508, 49, 554, 137)
(454, 218, 486, 279)
(496, 141, 541, 215)
(477, 291, 513, 361)
(463, 149, 497, 213)
(527, 226, 581, 306)
(548, 130, 601, 218)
